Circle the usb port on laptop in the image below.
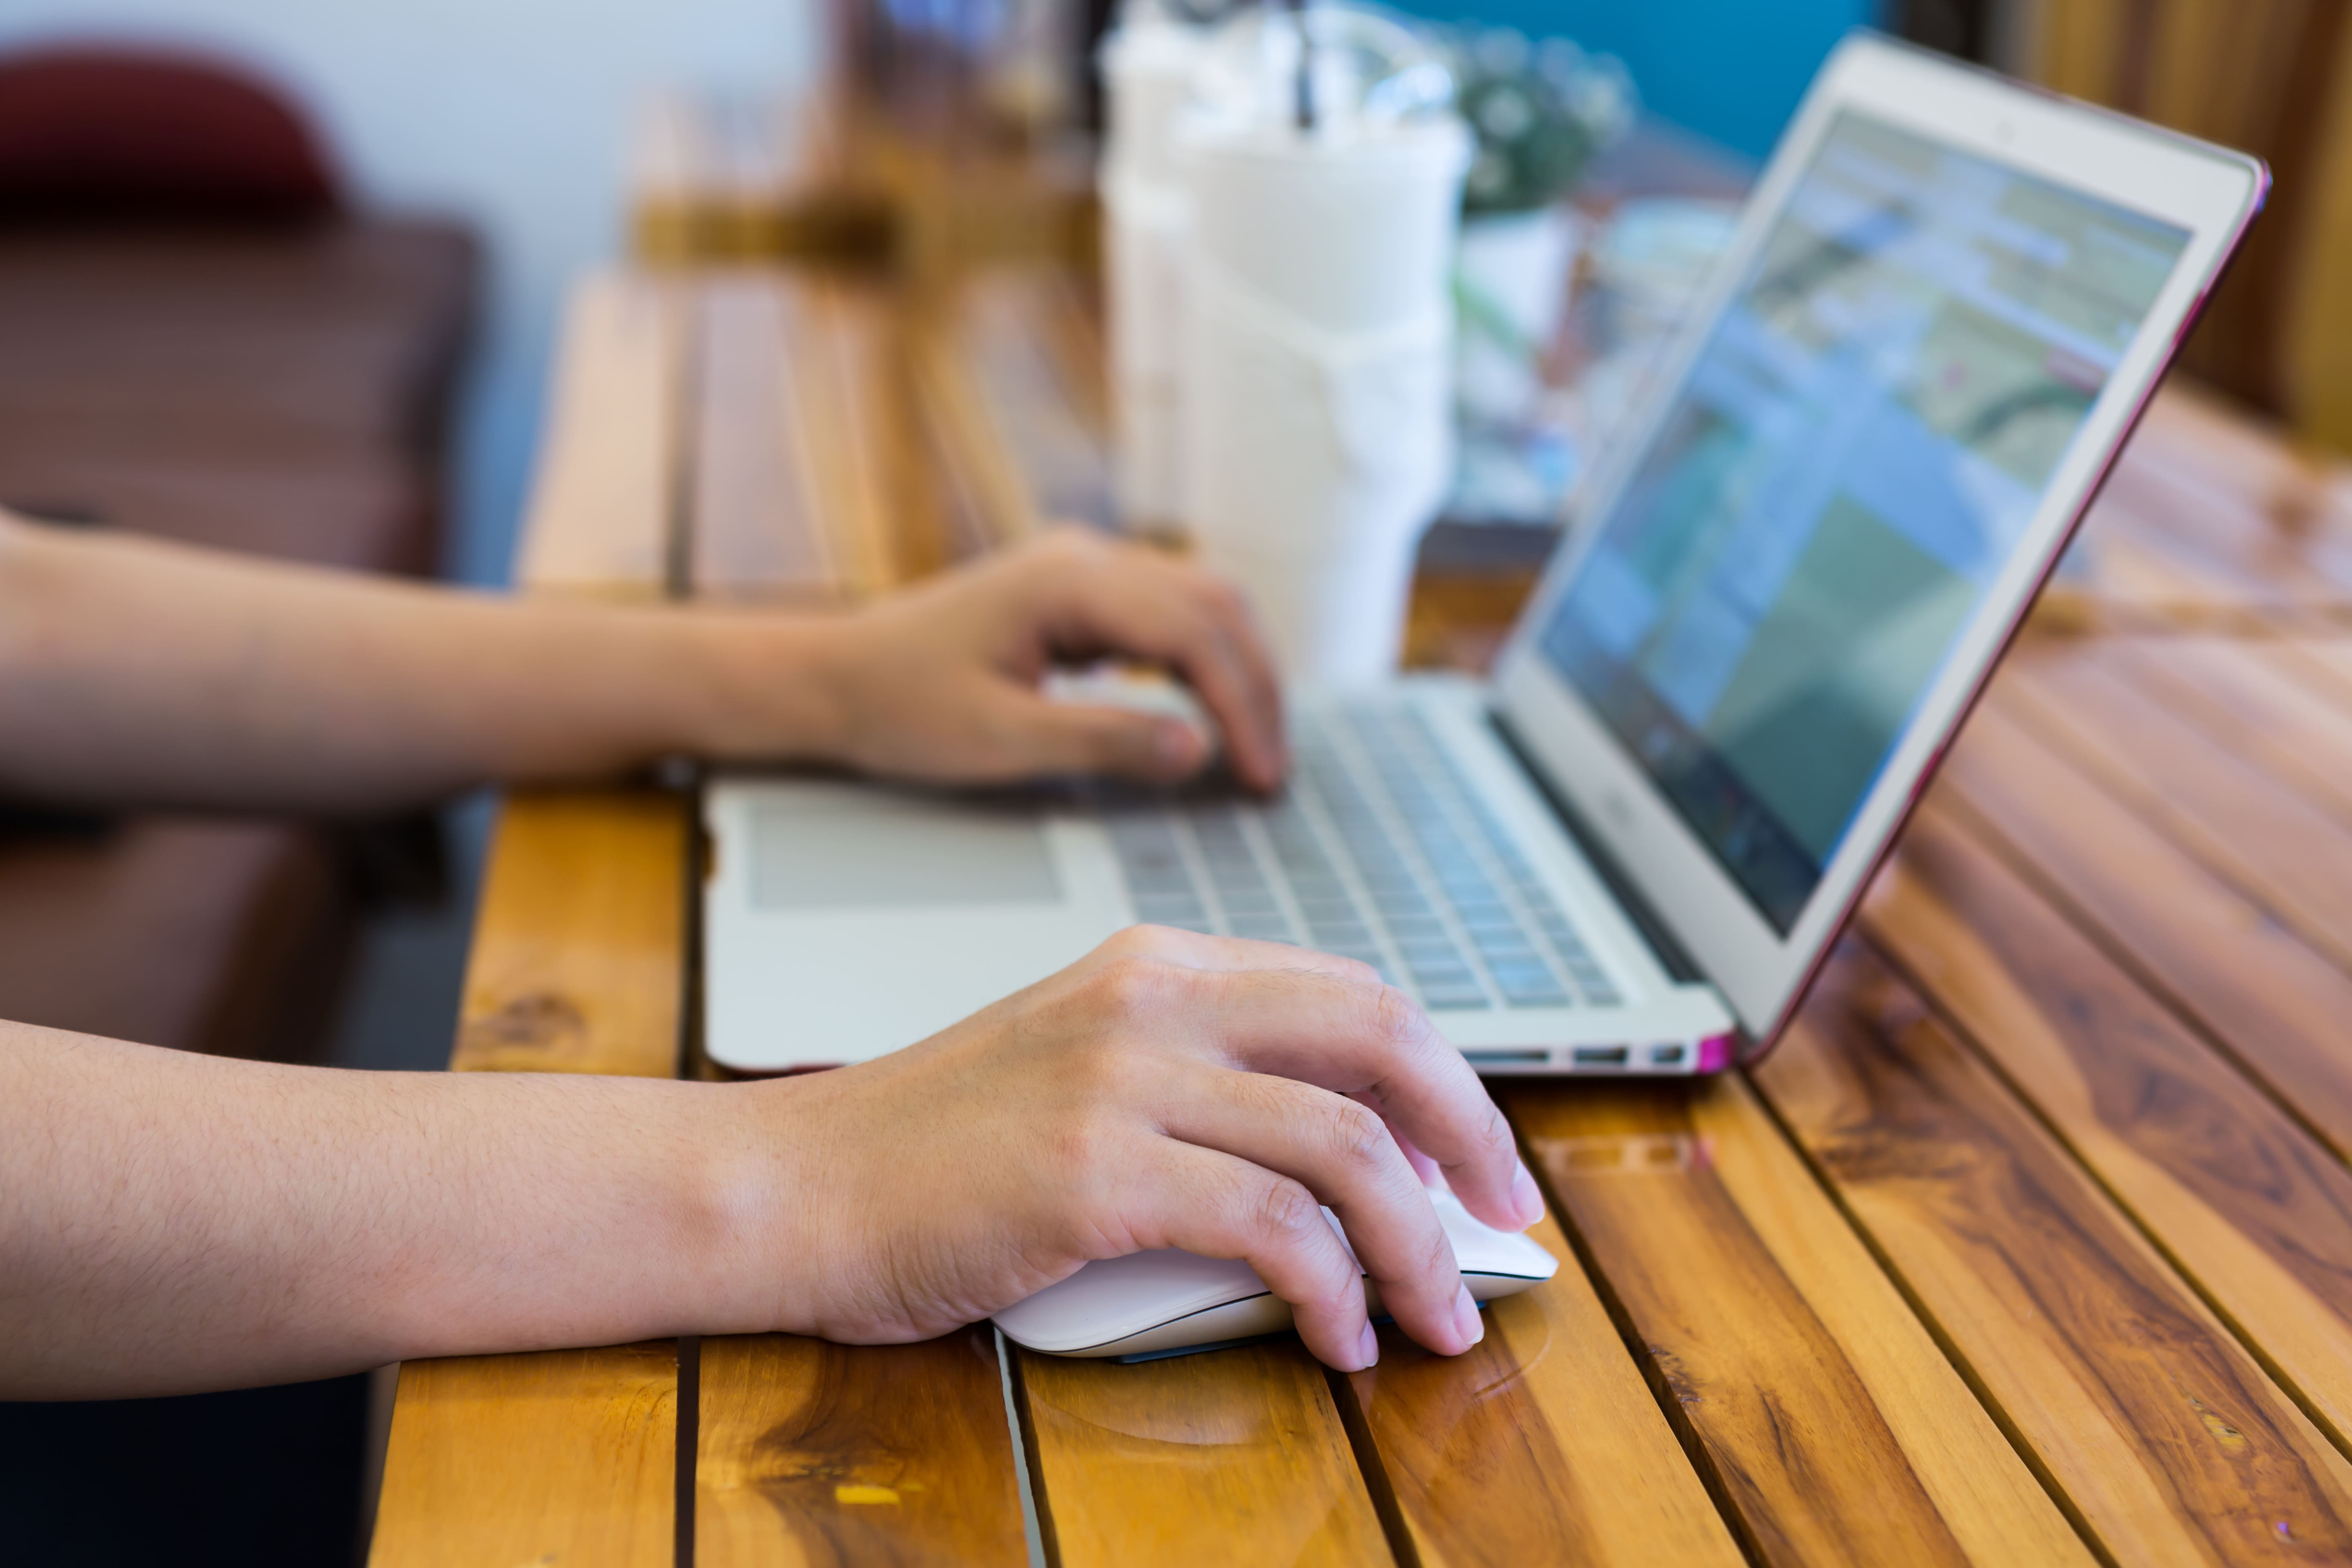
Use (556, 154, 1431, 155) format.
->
(1461, 1049, 1549, 1066)
(1572, 1045, 1630, 1067)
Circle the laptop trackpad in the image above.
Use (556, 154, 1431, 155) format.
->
(751, 793, 1065, 910)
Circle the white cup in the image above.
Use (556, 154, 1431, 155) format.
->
(1100, 19, 1207, 528)
(1178, 113, 1470, 684)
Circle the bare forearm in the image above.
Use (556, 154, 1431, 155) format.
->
(0, 514, 846, 812)
(0, 1021, 801, 1398)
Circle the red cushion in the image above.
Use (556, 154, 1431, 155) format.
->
(0, 46, 339, 221)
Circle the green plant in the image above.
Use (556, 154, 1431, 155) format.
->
(1439, 25, 1635, 216)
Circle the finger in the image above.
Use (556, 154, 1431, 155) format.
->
(975, 685, 1212, 782)
(1167, 562, 1287, 787)
(1163, 965, 1539, 1233)
(1363, 1100, 1446, 1188)
(1163, 1064, 1477, 1356)
(1037, 546, 1289, 790)
(1117, 1139, 1377, 1371)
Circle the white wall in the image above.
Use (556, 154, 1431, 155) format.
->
(0, 0, 822, 584)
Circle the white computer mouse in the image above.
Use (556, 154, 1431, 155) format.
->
(995, 1186, 1559, 1361)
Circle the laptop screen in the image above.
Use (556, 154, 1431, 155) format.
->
(1539, 111, 2189, 933)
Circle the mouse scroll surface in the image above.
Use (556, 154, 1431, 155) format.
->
(995, 1188, 1560, 1359)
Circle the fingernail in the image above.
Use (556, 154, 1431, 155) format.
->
(1355, 1321, 1379, 1370)
(1510, 1158, 1546, 1226)
(1452, 1284, 1484, 1352)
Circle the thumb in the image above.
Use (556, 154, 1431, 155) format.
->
(987, 687, 1211, 782)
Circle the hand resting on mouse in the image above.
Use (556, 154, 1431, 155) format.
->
(738, 922, 1546, 1372)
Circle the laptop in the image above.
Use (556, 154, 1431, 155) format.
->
(704, 34, 2265, 1077)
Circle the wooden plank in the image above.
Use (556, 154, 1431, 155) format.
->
(1013, 1340, 1393, 1566)
(369, 791, 689, 1559)
(371, 1341, 678, 1568)
(791, 279, 904, 596)
(2097, 635, 2352, 828)
(691, 274, 938, 603)
(690, 273, 840, 602)
(1334, 1212, 1745, 1568)
(628, 91, 893, 267)
(1864, 805, 2352, 1454)
(373, 254, 694, 1557)
(696, 1328, 1027, 1566)
(451, 789, 687, 1079)
(2031, 388, 2352, 630)
(1938, 696, 2352, 1160)
(915, 270, 1119, 545)
(1996, 644, 2352, 972)
(1759, 934, 2352, 1564)
(1501, 1076, 2087, 1567)
(514, 272, 684, 598)
(2281, 634, 2352, 709)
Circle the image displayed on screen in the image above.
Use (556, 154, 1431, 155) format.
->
(1542, 112, 2189, 933)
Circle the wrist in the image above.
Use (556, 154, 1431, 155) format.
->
(663, 1079, 833, 1336)
(664, 609, 859, 768)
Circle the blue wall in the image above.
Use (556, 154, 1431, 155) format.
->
(1396, 0, 1885, 160)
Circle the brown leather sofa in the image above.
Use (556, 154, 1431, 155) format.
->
(0, 47, 477, 1066)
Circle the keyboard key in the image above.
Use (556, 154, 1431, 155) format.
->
(1419, 984, 1491, 1011)
(1501, 981, 1572, 1008)
(1383, 915, 1448, 943)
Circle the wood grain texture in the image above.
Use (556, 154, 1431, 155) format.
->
(697, 1329, 1027, 1567)
(1502, 1076, 2086, 1568)
(2086, 441, 2352, 620)
(2105, 635, 2352, 827)
(1336, 1213, 1743, 1568)
(450, 789, 686, 1078)
(1939, 696, 2352, 1161)
(1863, 805, 2352, 1454)
(1996, 642, 2352, 971)
(1760, 935, 2352, 1565)
(628, 91, 893, 267)
(690, 274, 905, 602)
(514, 272, 683, 597)
(1014, 1340, 1392, 1567)
(370, 1341, 678, 1568)
(914, 270, 1117, 544)
(692, 273, 837, 600)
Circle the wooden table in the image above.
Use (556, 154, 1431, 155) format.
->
(365, 251, 2352, 1565)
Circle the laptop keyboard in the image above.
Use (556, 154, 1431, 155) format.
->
(1105, 702, 1621, 1011)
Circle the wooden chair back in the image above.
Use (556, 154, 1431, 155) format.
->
(2014, 0, 2352, 450)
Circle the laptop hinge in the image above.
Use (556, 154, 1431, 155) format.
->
(1486, 708, 1709, 989)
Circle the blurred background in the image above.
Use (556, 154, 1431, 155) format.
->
(0, 0, 2344, 1559)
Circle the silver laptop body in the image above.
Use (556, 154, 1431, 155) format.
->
(704, 35, 2264, 1076)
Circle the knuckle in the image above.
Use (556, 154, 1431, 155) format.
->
(1474, 1097, 1517, 1160)
(1100, 924, 1164, 959)
(1365, 982, 1436, 1054)
(1196, 571, 1248, 614)
(1087, 954, 1172, 1021)
(1325, 1098, 1394, 1176)
(1253, 1176, 1327, 1247)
